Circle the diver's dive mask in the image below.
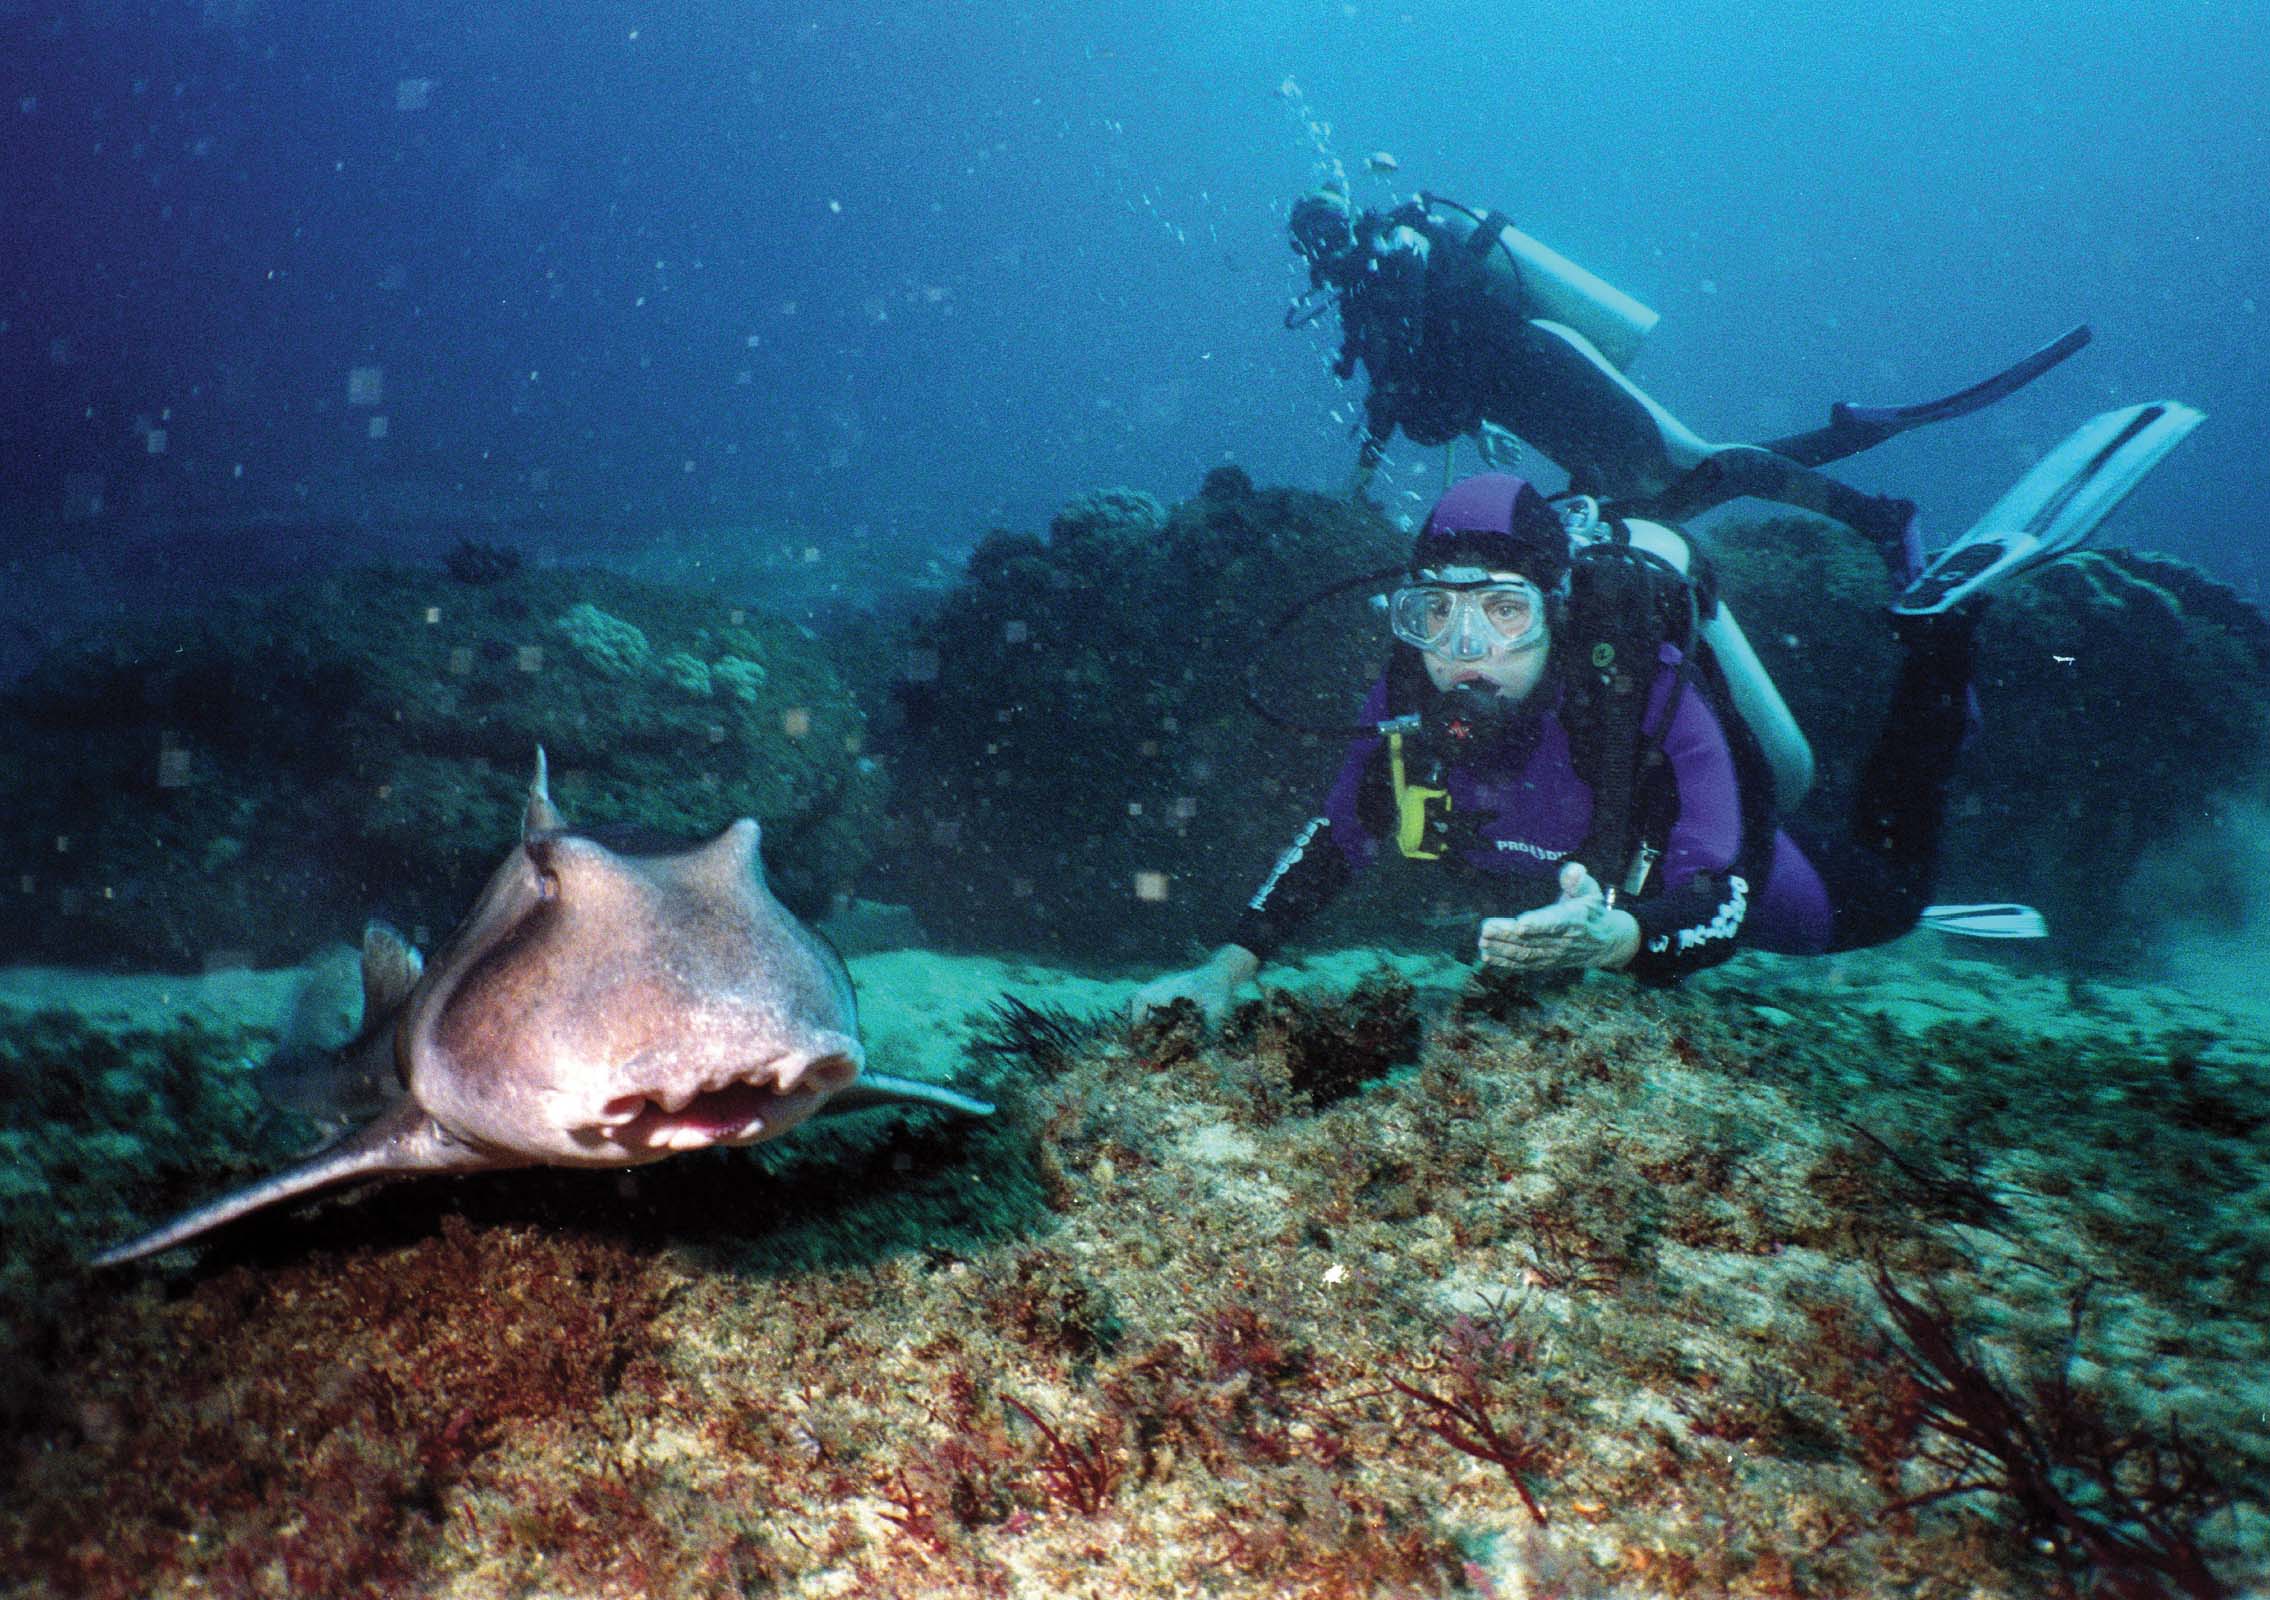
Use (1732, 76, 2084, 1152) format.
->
(1385, 568, 1549, 660)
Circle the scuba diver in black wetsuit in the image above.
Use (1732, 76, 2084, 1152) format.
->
(1284, 185, 2095, 583)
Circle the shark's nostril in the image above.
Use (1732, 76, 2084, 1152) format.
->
(807, 1053, 859, 1092)
(774, 1051, 861, 1093)
(599, 1094, 652, 1126)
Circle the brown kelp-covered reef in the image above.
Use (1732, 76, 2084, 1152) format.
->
(4, 947, 2265, 1598)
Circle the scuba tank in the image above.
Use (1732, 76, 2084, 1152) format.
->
(1426, 195, 1660, 372)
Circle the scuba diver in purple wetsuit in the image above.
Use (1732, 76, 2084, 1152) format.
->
(1135, 394, 2203, 1020)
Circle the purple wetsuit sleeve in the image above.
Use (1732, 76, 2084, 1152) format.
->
(1622, 674, 1774, 985)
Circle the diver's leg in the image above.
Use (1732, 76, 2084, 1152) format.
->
(1494, 320, 1919, 581)
(1495, 318, 1923, 579)
(1847, 608, 1979, 920)
(1629, 446, 1925, 584)
(1763, 325, 2093, 469)
(1488, 320, 1712, 500)
(1775, 608, 1981, 953)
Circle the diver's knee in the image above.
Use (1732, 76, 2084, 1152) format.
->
(1695, 445, 1785, 494)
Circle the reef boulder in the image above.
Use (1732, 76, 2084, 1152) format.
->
(874, 470, 1411, 960)
(0, 562, 882, 969)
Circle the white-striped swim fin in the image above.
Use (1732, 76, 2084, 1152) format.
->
(1920, 903, 2049, 940)
(1893, 401, 2204, 616)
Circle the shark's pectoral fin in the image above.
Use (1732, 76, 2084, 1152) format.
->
(90, 1100, 507, 1268)
(822, 1073, 995, 1120)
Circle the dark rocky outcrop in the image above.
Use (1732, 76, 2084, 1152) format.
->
(0, 562, 882, 969)
(871, 471, 1415, 960)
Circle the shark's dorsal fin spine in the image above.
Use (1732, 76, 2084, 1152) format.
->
(688, 817, 765, 891)
(524, 746, 565, 838)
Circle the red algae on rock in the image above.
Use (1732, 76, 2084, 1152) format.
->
(4, 1216, 679, 1598)
(4, 954, 2265, 1598)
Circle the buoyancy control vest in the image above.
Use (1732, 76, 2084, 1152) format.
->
(1242, 505, 1813, 887)
(1416, 196, 1660, 374)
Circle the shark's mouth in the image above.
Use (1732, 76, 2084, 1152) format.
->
(589, 1053, 858, 1154)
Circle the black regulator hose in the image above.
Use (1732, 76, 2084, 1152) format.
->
(1240, 564, 1413, 737)
(1284, 284, 1341, 330)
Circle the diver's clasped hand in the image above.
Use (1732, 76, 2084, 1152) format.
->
(1477, 863, 1642, 973)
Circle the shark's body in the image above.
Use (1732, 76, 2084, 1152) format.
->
(94, 751, 988, 1266)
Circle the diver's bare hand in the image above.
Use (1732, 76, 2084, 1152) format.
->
(1130, 944, 1260, 1027)
(1478, 863, 1641, 973)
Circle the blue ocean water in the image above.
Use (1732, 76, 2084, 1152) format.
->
(1, 0, 2263, 636)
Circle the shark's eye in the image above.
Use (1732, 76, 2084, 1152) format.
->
(523, 838, 564, 901)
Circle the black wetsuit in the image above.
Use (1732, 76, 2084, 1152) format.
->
(1324, 198, 1915, 555)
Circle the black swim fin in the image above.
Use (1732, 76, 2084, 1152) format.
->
(1765, 324, 2092, 469)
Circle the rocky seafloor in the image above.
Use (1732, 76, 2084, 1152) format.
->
(1, 931, 2265, 1599)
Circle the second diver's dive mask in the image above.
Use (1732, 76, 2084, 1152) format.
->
(1285, 188, 1361, 328)
(1385, 567, 1549, 661)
